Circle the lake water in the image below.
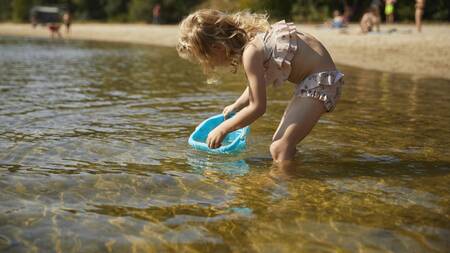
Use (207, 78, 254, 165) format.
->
(0, 37, 449, 253)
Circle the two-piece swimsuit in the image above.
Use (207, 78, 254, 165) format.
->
(254, 20, 344, 112)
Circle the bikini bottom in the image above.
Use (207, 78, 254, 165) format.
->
(294, 70, 344, 112)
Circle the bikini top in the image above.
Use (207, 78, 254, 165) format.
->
(254, 20, 302, 87)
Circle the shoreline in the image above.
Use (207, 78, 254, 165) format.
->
(1, 23, 449, 80)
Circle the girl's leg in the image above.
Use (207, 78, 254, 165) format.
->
(270, 97, 326, 161)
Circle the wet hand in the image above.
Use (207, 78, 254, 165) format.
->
(207, 126, 227, 149)
(223, 103, 237, 119)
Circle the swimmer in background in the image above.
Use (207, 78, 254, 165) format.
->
(177, 9, 344, 163)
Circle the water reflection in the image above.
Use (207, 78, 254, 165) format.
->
(0, 37, 449, 252)
(187, 153, 250, 176)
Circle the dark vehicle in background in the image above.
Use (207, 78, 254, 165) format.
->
(30, 6, 62, 26)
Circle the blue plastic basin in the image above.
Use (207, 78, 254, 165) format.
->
(188, 114, 250, 154)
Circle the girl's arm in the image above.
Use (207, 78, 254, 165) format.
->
(222, 43, 266, 130)
(207, 44, 266, 148)
(233, 87, 249, 111)
(223, 87, 249, 118)
(222, 87, 249, 119)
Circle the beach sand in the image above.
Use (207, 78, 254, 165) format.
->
(1, 23, 449, 79)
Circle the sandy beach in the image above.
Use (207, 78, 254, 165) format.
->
(1, 23, 449, 79)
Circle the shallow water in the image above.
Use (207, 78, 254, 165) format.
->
(0, 37, 449, 253)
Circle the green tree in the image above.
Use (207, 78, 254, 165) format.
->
(249, 0, 296, 20)
(161, 0, 199, 23)
(72, 0, 107, 20)
(129, 0, 199, 23)
(128, 0, 153, 22)
(105, 0, 129, 21)
(12, 0, 33, 22)
(2, 0, 449, 23)
(0, 0, 13, 21)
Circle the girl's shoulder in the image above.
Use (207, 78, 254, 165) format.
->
(244, 34, 266, 57)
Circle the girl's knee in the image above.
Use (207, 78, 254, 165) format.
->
(270, 140, 296, 161)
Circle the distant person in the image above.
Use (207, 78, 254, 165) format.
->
(48, 23, 62, 39)
(31, 15, 38, 28)
(30, 7, 38, 28)
(384, 0, 396, 24)
(177, 9, 344, 162)
(371, 0, 382, 22)
(330, 10, 345, 28)
(343, 5, 353, 24)
(63, 11, 72, 34)
(415, 0, 426, 32)
(360, 7, 380, 33)
(152, 4, 161, 24)
(320, 10, 346, 29)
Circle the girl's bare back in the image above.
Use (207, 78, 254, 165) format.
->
(288, 33, 336, 83)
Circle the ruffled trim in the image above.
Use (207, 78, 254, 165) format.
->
(294, 71, 344, 112)
(303, 89, 334, 111)
(270, 20, 299, 87)
(300, 71, 344, 90)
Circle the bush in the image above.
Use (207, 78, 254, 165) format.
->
(12, 0, 33, 22)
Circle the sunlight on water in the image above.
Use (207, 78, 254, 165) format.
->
(0, 37, 449, 252)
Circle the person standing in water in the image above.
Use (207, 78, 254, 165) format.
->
(177, 9, 344, 162)
(415, 0, 426, 32)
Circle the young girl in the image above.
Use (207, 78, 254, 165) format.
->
(177, 9, 343, 162)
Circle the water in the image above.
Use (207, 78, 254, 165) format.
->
(0, 37, 449, 253)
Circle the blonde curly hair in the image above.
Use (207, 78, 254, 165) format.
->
(177, 9, 269, 73)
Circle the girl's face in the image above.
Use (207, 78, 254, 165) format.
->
(209, 43, 230, 67)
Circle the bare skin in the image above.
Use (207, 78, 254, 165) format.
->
(206, 31, 336, 162)
(360, 11, 380, 33)
(415, 0, 425, 32)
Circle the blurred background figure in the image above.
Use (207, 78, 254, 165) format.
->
(152, 3, 161, 24)
(385, 0, 396, 24)
(31, 14, 38, 28)
(321, 9, 346, 29)
(360, 7, 380, 33)
(48, 23, 62, 39)
(331, 10, 345, 28)
(415, 0, 426, 32)
(342, 1, 353, 24)
(63, 11, 72, 34)
(371, 0, 382, 23)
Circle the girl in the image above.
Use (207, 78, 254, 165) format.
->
(177, 9, 343, 162)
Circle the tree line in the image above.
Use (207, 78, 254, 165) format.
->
(1, 0, 448, 23)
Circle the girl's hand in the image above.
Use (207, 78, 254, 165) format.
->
(223, 103, 237, 119)
(207, 126, 227, 149)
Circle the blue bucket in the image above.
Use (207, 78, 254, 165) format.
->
(188, 114, 250, 154)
